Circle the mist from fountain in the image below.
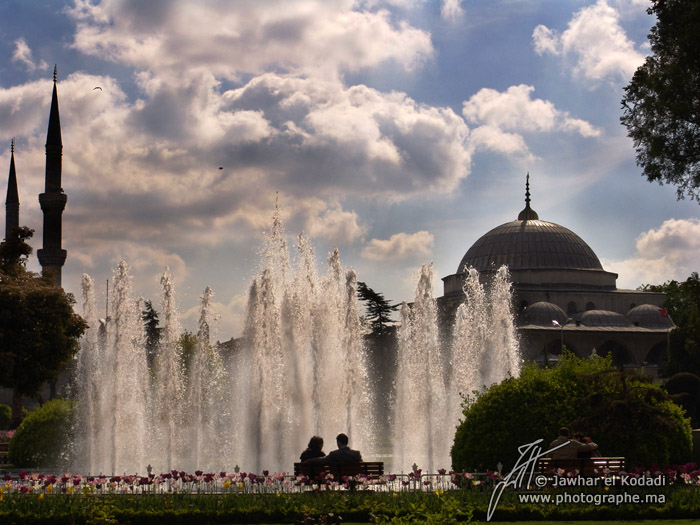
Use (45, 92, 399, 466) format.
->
(392, 264, 521, 473)
(72, 209, 519, 475)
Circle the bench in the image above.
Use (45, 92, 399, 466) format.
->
(294, 461, 384, 481)
(0, 442, 9, 465)
(538, 457, 626, 476)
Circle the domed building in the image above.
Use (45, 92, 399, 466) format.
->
(438, 177, 673, 374)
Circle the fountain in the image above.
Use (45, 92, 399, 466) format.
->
(72, 206, 520, 475)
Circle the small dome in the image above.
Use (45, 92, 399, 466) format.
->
(627, 304, 674, 328)
(580, 310, 629, 327)
(525, 301, 567, 326)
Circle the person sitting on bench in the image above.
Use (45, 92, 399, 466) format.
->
(300, 435, 326, 462)
(305, 433, 362, 463)
(548, 427, 598, 459)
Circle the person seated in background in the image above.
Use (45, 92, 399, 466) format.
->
(300, 436, 325, 462)
(574, 433, 602, 458)
(548, 427, 599, 459)
(308, 433, 362, 463)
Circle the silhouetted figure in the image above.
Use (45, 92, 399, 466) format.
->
(574, 432, 601, 458)
(548, 427, 598, 459)
(300, 436, 326, 462)
(308, 433, 362, 463)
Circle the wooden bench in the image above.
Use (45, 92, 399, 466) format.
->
(294, 461, 384, 481)
(0, 442, 9, 465)
(538, 457, 626, 476)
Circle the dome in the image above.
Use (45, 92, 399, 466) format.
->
(627, 304, 674, 328)
(524, 301, 567, 326)
(458, 218, 603, 274)
(580, 310, 629, 327)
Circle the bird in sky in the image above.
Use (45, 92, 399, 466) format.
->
(93, 86, 102, 91)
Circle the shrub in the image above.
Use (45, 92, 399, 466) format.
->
(0, 404, 10, 430)
(8, 398, 73, 468)
(451, 353, 693, 471)
(665, 372, 700, 428)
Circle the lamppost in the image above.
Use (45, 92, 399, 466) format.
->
(552, 318, 573, 354)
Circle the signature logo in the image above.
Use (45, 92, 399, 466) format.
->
(487, 439, 567, 521)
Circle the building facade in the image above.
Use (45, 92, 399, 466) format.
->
(438, 177, 673, 374)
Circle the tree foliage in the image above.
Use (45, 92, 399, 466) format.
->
(0, 228, 86, 427)
(620, 0, 700, 201)
(451, 353, 692, 472)
(642, 272, 700, 376)
(142, 299, 162, 366)
(357, 281, 398, 335)
(8, 399, 73, 468)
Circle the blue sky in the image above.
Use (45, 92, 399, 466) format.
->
(1, 0, 699, 339)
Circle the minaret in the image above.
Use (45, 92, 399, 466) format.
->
(37, 66, 67, 286)
(4, 139, 19, 243)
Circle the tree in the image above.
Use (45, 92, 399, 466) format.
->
(357, 281, 399, 336)
(0, 228, 86, 428)
(620, 0, 700, 201)
(451, 353, 692, 471)
(641, 273, 700, 376)
(142, 300, 162, 367)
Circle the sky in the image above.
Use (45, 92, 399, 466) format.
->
(1, 0, 699, 340)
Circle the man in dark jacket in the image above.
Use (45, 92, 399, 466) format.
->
(312, 433, 362, 463)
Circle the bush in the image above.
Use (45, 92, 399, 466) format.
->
(0, 404, 10, 430)
(8, 398, 73, 468)
(665, 372, 700, 428)
(451, 353, 692, 471)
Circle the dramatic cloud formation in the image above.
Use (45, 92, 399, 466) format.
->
(67, 0, 433, 80)
(605, 219, 700, 288)
(532, 0, 645, 82)
(462, 84, 600, 158)
(361, 231, 434, 261)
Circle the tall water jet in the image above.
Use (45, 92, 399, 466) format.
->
(449, 266, 521, 431)
(73, 274, 100, 474)
(393, 263, 448, 472)
(188, 286, 226, 470)
(151, 267, 186, 472)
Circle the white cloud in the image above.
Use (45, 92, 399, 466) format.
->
(604, 219, 700, 288)
(304, 205, 367, 243)
(67, 0, 433, 81)
(532, 0, 646, 83)
(361, 231, 434, 261)
(441, 0, 464, 22)
(462, 85, 600, 159)
(11, 38, 48, 73)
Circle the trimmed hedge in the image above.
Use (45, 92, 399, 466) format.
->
(8, 398, 73, 468)
(0, 403, 10, 430)
(452, 352, 693, 472)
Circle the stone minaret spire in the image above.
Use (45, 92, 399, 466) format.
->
(37, 66, 67, 286)
(4, 139, 19, 242)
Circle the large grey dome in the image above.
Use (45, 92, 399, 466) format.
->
(458, 216, 603, 274)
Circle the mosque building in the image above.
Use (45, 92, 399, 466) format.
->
(438, 176, 674, 375)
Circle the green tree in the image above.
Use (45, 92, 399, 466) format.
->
(178, 330, 198, 377)
(8, 399, 73, 468)
(357, 281, 398, 336)
(641, 273, 700, 375)
(620, 0, 700, 201)
(451, 353, 692, 471)
(0, 228, 86, 428)
(142, 300, 162, 367)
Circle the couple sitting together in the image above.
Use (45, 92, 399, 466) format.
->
(300, 433, 362, 464)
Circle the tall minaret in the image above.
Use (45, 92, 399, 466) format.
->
(37, 66, 67, 286)
(4, 139, 19, 243)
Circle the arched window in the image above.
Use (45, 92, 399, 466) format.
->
(567, 301, 577, 314)
(586, 301, 595, 311)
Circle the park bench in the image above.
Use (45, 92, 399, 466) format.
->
(0, 442, 9, 465)
(294, 461, 384, 481)
(537, 457, 626, 476)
